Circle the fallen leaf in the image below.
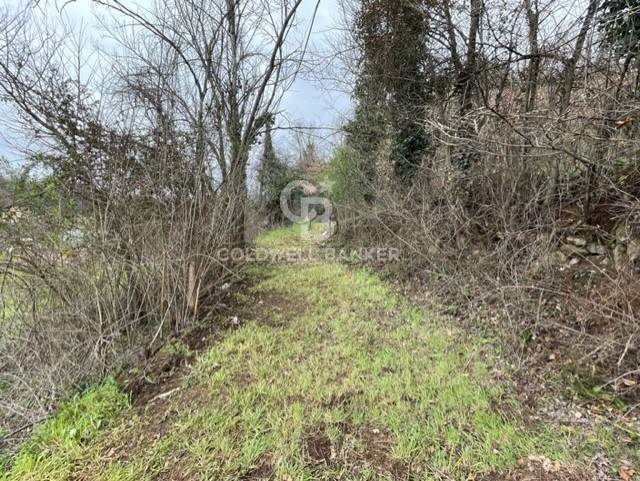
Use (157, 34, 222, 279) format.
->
(619, 465, 635, 481)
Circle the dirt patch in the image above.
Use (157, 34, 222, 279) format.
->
(301, 422, 410, 478)
(244, 289, 307, 328)
(117, 278, 257, 407)
(303, 424, 333, 465)
(478, 456, 592, 481)
(326, 390, 360, 408)
(152, 447, 202, 481)
(333, 423, 410, 479)
(120, 345, 193, 407)
(239, 455, 274, 480)
(359, 425, 409, 478)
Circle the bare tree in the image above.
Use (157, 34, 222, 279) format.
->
(0, 0, 315, 440)
(94, 0, 310, 244)
(328, 0, 640, 394)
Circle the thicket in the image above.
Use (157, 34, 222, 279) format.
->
(0, 0, 309, 449)
(256, 122, 302, 226)
(328, 0, 640, 398)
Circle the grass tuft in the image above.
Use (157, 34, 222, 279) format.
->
(1, 377, 129, 480)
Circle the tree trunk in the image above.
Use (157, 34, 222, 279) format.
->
(524, 0, 540, 113)
(547, 0, 599, 207)
(224, 159, 248, 248)
(458, 0, 482, 115)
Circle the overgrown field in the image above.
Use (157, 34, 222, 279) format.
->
(1, 226, 635, 480)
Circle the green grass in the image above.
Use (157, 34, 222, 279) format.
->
(1, 226, 631, 480)
(179, 261, 572, 480)
(254, 222, 327, 249)
(1, 378, 128, 481)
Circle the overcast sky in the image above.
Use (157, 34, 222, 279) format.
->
(0, 0, 352, 164)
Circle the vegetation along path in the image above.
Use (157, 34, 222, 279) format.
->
(2, 226, 625, 480)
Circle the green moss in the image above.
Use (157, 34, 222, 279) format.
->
(160, 339, 192, 359)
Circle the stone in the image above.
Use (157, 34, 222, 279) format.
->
(614, 244, 627, 270)
(614, 223, 631, 243)
(586, 242, 607, 256)
(560, 244, 588, 257)
(531, 250, 567, 274)
(566, 236, 587, 247)
(628, 239, 640, 264)
(547, 250, 568, 265)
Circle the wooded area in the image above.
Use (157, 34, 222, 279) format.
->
(1, 0, 640, 477)
(331, 0, 640, 402)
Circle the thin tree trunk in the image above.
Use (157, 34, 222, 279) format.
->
(547, 0, 600, 207)
(524, 0, 540, 113)
(458, 0, 482, 114)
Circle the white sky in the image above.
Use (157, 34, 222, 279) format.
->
(0, 0, 352, 163)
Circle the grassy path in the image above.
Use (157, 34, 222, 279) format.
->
(2, 227, 618, 480)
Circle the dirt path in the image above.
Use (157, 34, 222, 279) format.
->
(2, 227, 624, 480)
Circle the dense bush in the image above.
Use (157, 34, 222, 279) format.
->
(0, 0, 308, 447)
(326, 0, 640, 397)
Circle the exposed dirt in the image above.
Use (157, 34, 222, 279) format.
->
(303, 424, 333, 465)
(478, 456, 593, 481)
(322, 388, 363, 409)
(239, 456, 275, 480)
(299, 421, 413, 479)
(242, 289, 307, 328)
(117, 277, 255, 407)
(120, 347, 192, 407)
(358, 425, 410, 479)
(333, 423, 411, 479)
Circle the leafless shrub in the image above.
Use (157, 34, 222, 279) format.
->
(0, 0, 310, 446)
(330, 0, 640, 397)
